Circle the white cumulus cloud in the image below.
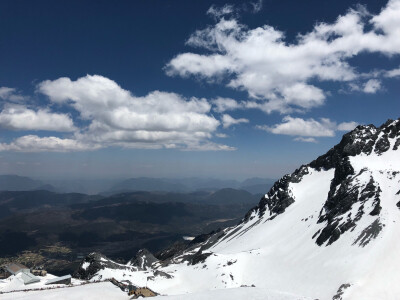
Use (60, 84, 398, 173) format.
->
(337, 121, 359, 131)
(0, 104, 75, 132)
(363, 79, 382, 93)
(166, 0, 400, 114)
(349, 79, 382, 94)
(0, 135, 96, 152)
(385, 66, 400, 77)
(29, 74, 231, 152)
(212, 97, 243, 113)
(257, 116, 336, 137)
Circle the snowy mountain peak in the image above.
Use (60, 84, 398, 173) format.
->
(237, 118, 400, 247)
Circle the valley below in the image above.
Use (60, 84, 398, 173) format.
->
(0, 188, 262, 276)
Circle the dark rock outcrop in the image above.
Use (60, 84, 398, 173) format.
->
(128, 249, 158, 270)
(74, 252, 135, 280)
(242, 165, 309, 222)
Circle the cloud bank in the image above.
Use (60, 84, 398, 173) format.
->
(0, 76, 235, 152)
(166, 0, 400, 114)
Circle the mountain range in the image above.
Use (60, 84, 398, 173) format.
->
(0, 175, 275, 195)
(0, 188, 261, 275)
(70, 118, 400, 299)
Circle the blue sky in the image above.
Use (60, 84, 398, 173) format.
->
(0, 0, 399, 180)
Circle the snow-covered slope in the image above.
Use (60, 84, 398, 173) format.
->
(76, 119, 400, 299)
(5, 118, 400, 300)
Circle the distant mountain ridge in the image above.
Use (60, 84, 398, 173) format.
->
(0, 187, 259, 274)
(0, 175, 56, 192)
(107, 177, 275, 195)
(0, 175, 275, 195)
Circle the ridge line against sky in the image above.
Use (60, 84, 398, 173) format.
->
(0, 0, 399, 179)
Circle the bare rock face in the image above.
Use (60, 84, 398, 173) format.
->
(242, 165, 309, 223)
(128, 249, 159, 270)
(312, 119, 399, 246)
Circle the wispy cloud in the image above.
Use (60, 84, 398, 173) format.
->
(0, 104, 75, 132)
(294, 137, 318, 143)
(249, 0, 263, 13)
(0, 87, 27, 102)
(256, 116, 359, 142)
(207, 4, 235, 18)
(349, 79, 382, 94)
(222, 114, 249, 128)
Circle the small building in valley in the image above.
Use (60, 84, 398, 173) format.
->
(31, 269, 47, 276)
(0, 262, 42, 285)
(20, 272, 40, 285)
(128, 286, 158, 298)
(5, 262, 30, 275)
(109, 278, 157, 298)
(45, 274, 72, 285)
(0, 266, 10, 279)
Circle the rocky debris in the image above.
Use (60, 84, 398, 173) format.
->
(128, 249, 158, 271)
(375, 134, 390, 154)
(154, 229, 225, 266)
(226, 259, 237, 266)
(152, 270, 173, 279)
(188, 250, 212, 265)
(155, 241, 188, 261)
(315, 171, 382, 246)
(353, 219, 384, 247)
(189, 229, 222, 246)
(332, 283, 352, 300)
(393, 137, 400, 150)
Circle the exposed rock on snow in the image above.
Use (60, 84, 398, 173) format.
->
(128, 249, 159, 271)
(74, 252, 136, 280)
